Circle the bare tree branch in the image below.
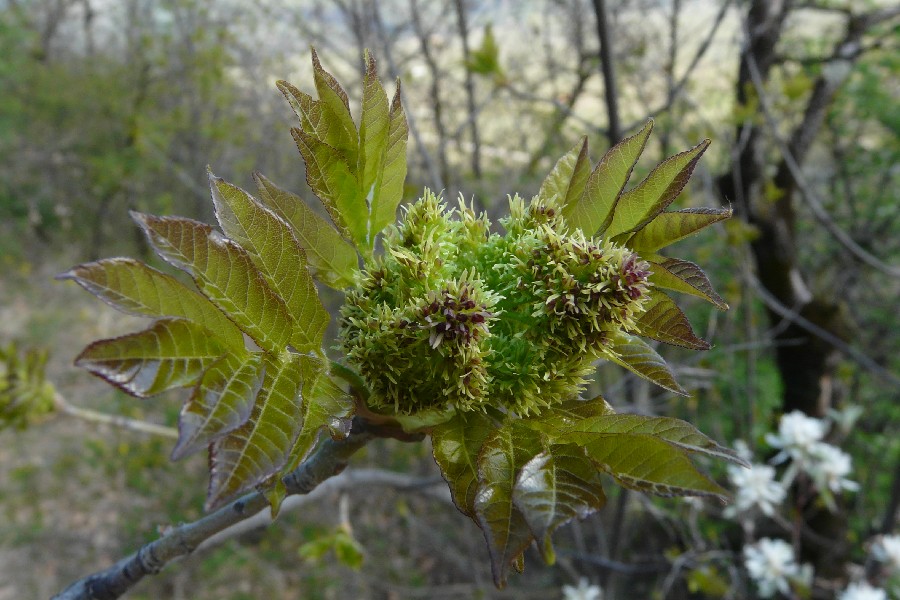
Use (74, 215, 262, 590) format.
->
(53, 417, 388, 600)
(745, 273, 900, 386)
(453, 0, 482, 177)
(591, 0, 622, 145)
(744, 53, 900, 279)
(53, 392, 178, 439)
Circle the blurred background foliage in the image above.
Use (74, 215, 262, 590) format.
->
(0, 0, 898, 598)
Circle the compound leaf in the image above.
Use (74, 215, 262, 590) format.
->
(538, 136, 590, 207)
(76, 318, 226, 398)
(292, 128, 366, 247)
(59, 258, 244, 350)
(559, 429, 728, 501)
(210, 174, 329, 352)
(172, 353, 265, 460)
(431, 410, 494, 518)
(647, 256, 728, 310)
(358, 52, 390, 222)
(564, 120, 653, 236)
(603, 332, 687, 396)
(310, 48, 358, 165)
(284, 363, 355, 474)
(520, 395, 614, 438)
(560, 414, 747, 466)
(475, 422, 542, 588)
(253, 172, 358, 289)
(513, 444, 606, 563)
(133, 212, 292, 354)
(368, 81, 409, 239)
(605, 138, 710, 238)
(206, 353, 312, 510)
(636, 291, 710, 350)
(627, 208, 731, 253)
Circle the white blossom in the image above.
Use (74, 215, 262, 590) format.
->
(765, 410, 828, 464)
(743, 538, 812, 598)
(726, 463, 786, 517)
(562, 578, 603, 600)
(871, 534, 900, 573)
(839, 582, 888, 600)
(806, 443, 859, 494)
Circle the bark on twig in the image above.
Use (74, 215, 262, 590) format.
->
(53, 417, 385, 600)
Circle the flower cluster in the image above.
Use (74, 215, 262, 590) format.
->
(840, 582, 888, 600)
(725, 462, 785, 517)
(339, 191, 652, 416)
(743, 538, 813, 598)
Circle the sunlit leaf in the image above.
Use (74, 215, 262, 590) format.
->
(513, 444, 606, 563)
(59, 258, 244, 350)
(626, 208, 731, 253)
(171, 353, 264, 460)
(636, 291, 710, 350)
(647, 256, 728, 310)
(358, 51, 390, 236)
(253, 173, 358, 289)
(368, 81, 409, 239)
(559, 429, 728, 501)
(284, 363, 355, 474)
(210, 174, 329, 352)
(605, 138, 710, 238)
(277, 81, 351, 156)
(310, 48, 358, 165)
(563, 120, 653, 236)
(559, 414, 747, 466)
(603, 332, 687, 396)
(538, 136, 590, 207)
(207, 353, 312, 509)
(76, 318, 226, 398)
(133, 212, 292, 354)
(431, 410, 494, 518)
(292, 128, 366, 246)
(475, 422, 542, 588)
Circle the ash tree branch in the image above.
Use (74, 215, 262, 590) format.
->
(53, 417, 391, 600)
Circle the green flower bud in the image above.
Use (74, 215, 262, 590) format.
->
(340, 191, 652, 417)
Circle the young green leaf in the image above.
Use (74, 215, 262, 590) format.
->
(210, 173, 329, 352)
(133, 212, 293, 354)
(277, 81, 351, 155)
(603, 332, 687, 396)
(431, 410, 495, 518)
(171, 353, 264, 461)
(636, 291, 710, 350)
(647, 256, 728, 310)
(513, 444, 606, 564)
(626, 207, 732, 253)
(75, 318, 226, 398)
(559, 430, 728, 500)
(283, 364, 355, 474)
(475, 422, 543, 588)
(310, 48, 358, 165)
(292, 128, 366, 246)
(253, 172, 358, 289)
(368, 82, 409, 240)
(519, 395, 615, 438)
(559, 414, 748, 466)
(537, 136, 590, 207)
(563, 120, 653, 236)
(358, 52, 390, 223)
(604, 138, 710, 239)
(206, 353, 313, 509)
(59, 258, 244, 350)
